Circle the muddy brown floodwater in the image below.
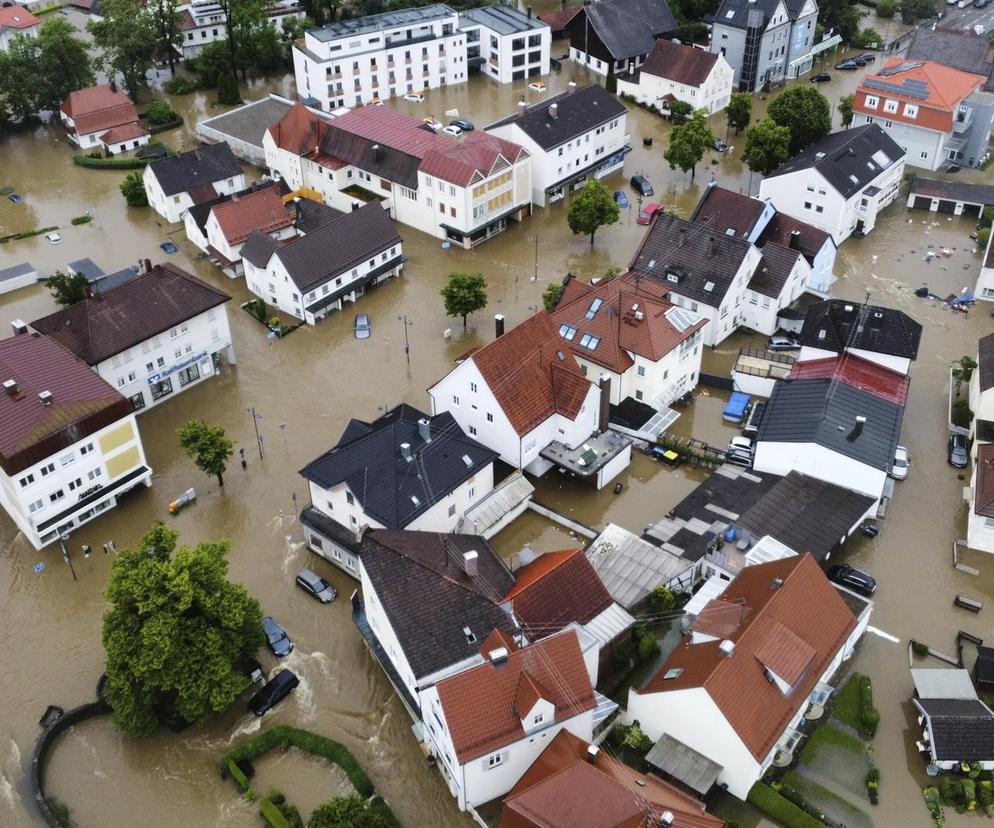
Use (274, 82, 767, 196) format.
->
(0, 17, 988, 827)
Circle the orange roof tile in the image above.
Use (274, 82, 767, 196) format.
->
(480, 627, 520, 658)
(61, 84, 140, 137)
(788, 354, 909, 405)
(99, 122, 149, 145)
(211, 186, 293, 245)
(514, 672, 550, 717)
(0, 6, 39, 29)
(267, 101, 325, 156)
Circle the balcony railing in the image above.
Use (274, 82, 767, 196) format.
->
(953, 110, 974, 134)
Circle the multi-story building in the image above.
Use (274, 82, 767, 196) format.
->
(264, 102, 531, 247)
(853, 58, 994, 171)
(143, 142, 247, 224)
(0, 5, 39, 51)
(485, 83, 629, 206)
(30, 263, 234, 414)
(564, 0, 677, 77)
(458, 6, 550, 84)
(177, 0, 303, 60)
(0, 331, 151, 550)
(617, 38, 734, 115)
(709, 0, 818, 91)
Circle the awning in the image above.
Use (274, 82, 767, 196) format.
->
(304, 255, 406, 314)
(812, 34, 842, 55)
(645, 734, 723, 795)
(37, 465, 150, 534)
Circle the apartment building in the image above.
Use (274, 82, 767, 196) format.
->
(458, 5, 550, 83)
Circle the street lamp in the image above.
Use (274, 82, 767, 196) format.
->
(246, 406, 264, 459)
(60, 532, 77, 581)
(527, 234, 542, 283)
(397, 315, 413, 366)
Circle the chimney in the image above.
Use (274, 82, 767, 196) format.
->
(418, 417, 431, 443)
(586, 745, 599, 764)
(517, 100, 528, 116)
(11, 319, 27, 336)
(568, 81, 577, 94)
(109, 79, 117, 93)
(38, 390, 53, 406)
(400, 442, 412, 462)
(143, 258, 152, 274)
(371, 144, 382, 162)
(660, 812, 675, 827)
(706, 236, 716, 258)
(549, 103, 559, 120)
(848, 415, 866, 441)
(598, 374, 611, 434)
(489, 647, 509, 665)
(771, 577, 784, 590)
(718, 639, 735, 657)
(3, 379, 17, 397)
(494, 313, 505, 338)
(788, 229, 801, 251)
(463, 549, 478, 577)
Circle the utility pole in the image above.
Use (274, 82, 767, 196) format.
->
(247, 406, 264, 459)
(398, 315, 413, 366)
(60, 532, 77, 581)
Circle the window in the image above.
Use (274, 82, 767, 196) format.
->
(883, 99, 898, 114)
(50, 489, 65, 503)
(904, 103, 918, 119)
(60, 452, 75, 467)
(487, 753, 503, 769)
(921, 151, 929, 160)
(448, 504, 456, 517)
(40, 463, 55, 477)
(68, 477, 83, 492)
(637, 366, 646, 377)
(19, 474, 34, 487)
(346, 491, 355, 506)
(156, 356, 165, 368)
(150, 378, 173, 400)
(130, 392, 146, 411)
(87, 468, 102, 481)
(469, 425, 477, 435)
(635, 390, 644, 400)
(486, 412, 493, 422)
(533, 712, 544, 725)
(452, 395, 459, 405)
(28, 499, 43, 514)
(804, 201, 812, 210)
(178, 364, 201, 387)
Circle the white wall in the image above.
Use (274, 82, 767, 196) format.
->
(753, 440, 887, 501)
(360, 558, 420, 700)
(616, 53, 733, 114)
(143, 166, 247, 224)
(469, 22, 550, 84)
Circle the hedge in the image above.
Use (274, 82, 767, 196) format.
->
(259, 798, 290, 828)
(747, 782, 825, 828)
(148, 116, 183, 135)
(860, 675, 880, 738)
(73, 154, 149, 170)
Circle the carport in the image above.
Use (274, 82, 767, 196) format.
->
(907, 178, 994, 217)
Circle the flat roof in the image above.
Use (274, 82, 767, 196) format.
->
(540, 429, 631, 477)
(459, 5, 547, 34)
(67, 258, 105, 282)
(913, 668, 978, 700)
(308, 3, 455, 42)
(0, 262, 37, 283)
(198, 94, 332, 152)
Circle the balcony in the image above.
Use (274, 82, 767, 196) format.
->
(953, 109, 975, 134)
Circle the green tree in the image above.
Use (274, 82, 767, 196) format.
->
(441, 271, 487, 331)
(35, 17, 95, 113)
(189, 40, 231, 87)
(768, 85, 831, 154)
(900, 0, 935, 24)
(88, 0, 158, 98)
(953, 355, 979, 394)
(143, 99, 177, 125)
(216, 68, 241, 105)
(542, 282, 564, 312)
(668, 99, 693, 121)
(876, 0, 897, 17)
(0, 36, 44, 122)
(854, 27, 882, 48)
(147, 0, 182, 77)
(648, 585, 676, 613)
(838, 93, 855, 129)
(818, 0, 865, 42)
(743, 118, 791, 176)
(120, 170, 149, 207)
(664, 108, 714, 182)
(308, 796, 391, 828)
(726, 91, 752, 135)
(178, 420, 234, 486)
(605, 65, 617, 94)
(566, 179, 620, 246)
(46, 270, 89, 306)
(102, 523, 264, 738)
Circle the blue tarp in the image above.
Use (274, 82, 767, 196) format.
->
(722, 392, 751, 422)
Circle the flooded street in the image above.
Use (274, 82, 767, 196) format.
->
(0, 19, 991, 826)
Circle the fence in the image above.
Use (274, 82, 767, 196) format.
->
(698, 372, 734, 391)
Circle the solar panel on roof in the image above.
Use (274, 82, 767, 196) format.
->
(863, 77, 931, 100)
(878, 61, 924, 77)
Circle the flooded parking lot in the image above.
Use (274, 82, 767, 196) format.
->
(0, 21, 992, 825)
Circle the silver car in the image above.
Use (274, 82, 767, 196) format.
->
(296, 568, 336, 603)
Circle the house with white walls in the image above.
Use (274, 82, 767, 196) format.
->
(759, 124, 905, 244)
(617, 38, 733, 115)
(971, 333, 994, 449)
(564, 0, 677, 77)
(60, 83, 150, 156)
(242, 201, 404, 324)
(421, 628, 598, 811)
(143, 143, 246, 223)
(177, 0, 302, 60)
(458, 5, 551, 84)
(30, 263, 234, 414)
(0, 5, 39, 51)
(548, 274, 706, 409)
(977, 230, 994, 302)
(263, 102, 531, 247)
(0, 331, 152, 550)
(182, 180, 288, 259)
(298, 404, 498, 576)
(201, 186, 295, 276)
(967, 444, 994, 554)
(427, 311, 632, 487)
(912, 669, 994, 771)
(628, 554, 865, 800)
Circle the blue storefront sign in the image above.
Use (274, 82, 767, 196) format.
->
(148, 351, 208, 385)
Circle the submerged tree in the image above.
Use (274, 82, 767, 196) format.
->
(441, 271, 487, 331)
(567, 179, 620, 246)
(46, 270, 89, 306)
(178, 420, 234, 486)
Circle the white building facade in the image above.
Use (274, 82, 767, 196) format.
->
(459, 6, 550, 84)
(616, 41, 733, 114)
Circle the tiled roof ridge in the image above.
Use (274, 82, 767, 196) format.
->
(503, 548, 581, 601)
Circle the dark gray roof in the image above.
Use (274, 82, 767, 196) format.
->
(736, 472, 875, 561)
(241, 231, 278, 269)
(299, 404, 497, 528)
(799, 299, 923, 360)
(672, 467, 780, 524)
(750, 241, 801, 299)
(583, 0, 677, 60)
(630, 212, 753, 306)
(486, 84, 627, 151)
(254, 202, 402, 294)
(907, 28, 994, 87)
(909, 178, 994, 206)
(67, 258, 105, 282)
(294, 199, 343, 235)
(0, 262, 36, 283)
(766, 125, 904, 200)
(916, 698, 994, 761)
(980, 333, 994, 392)
(359, 529, 518, 680)
(712, 0, 781, 30)
(459, 5, 547, 34)
(976, 646, 994, 686)
(146, 142, 243, 197)
(757, 378, 905, 472)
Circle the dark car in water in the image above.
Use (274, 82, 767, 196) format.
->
(810, 72, 831, 83)
(262, 615, 293, 657)
(295, 568, 336, 603)
(949, 433, 969, 468)
(827, 564, 877, 596)
(630, 174, 654, 196)
(248, 669, 299, 716)
(835, 60, 858, 70)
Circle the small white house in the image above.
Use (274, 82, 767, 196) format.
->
(60, 83, 150, 156)
(617, 38, 733, 115)
(913, 669, 994, 771)
(977, 231, 994, 302)
(143, 142, 246, 223)
(201, 186, 294, 275)
(967, 444, 994, 553)
(0, 5, 39, 51)
(178, 0, 302, 60)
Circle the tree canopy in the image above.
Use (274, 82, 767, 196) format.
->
(120, 170, 149, 207)
(742, 118, 791, 177)
(664, 108, 715, 182)
(178, 420, 234, 486)
(102, 523, 264, 738)
(566, 179, 620, 246)
(726, 91, 752, 135)
(767, 85, 831, 155)
(838, 93, 855, 129)
(441, 271, 487, 331)
(900, 0, 935, 24)
(47, 271, 89, 306)
(817, 0, 865, 42)
(88, 0, 159, 98)
(542, 282, 564, 313)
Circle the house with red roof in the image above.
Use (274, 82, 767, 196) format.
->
(616, 38, 733, 115)
(263, 102, 532, 247)
(200, 186, 294, 275)
(0, 5, 40, 51)
(60, 82, 150, 156)
(853, 58, 993, 171)
(628, 555, 866, 799)
(427, 311, 632, 485)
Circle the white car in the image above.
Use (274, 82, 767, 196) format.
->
(528, 81, 546, 92)
(891, 446, 909, 479)
(46, 232, 62, 245)
(442, 125, 463, 137)
(403, 93, 424, 103)
(423, 118, 443, 132)
(728, 436, 753, 454)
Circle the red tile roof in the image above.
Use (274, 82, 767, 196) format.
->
(61, 84, 140, 137)
(855, 59, 985, 133)
(267, 101, 325, 156)
(0, 335, 131, 476)
(538, 6, 582, 32)
(99, 122, 149, 145)
(480, 627, 520, 658)
(640, 39, 720, 88)
(0, 6, 40, 29)
(501, 730, 723, 828)
(505, 549, 614, 638)
(188, 183, 219, 205)
(459, 311, 595, 437)
(975, 444, 994, 518)
(435, 629, 596, 763)
(637, 555, 857, 760)
(788, 354, 910, 405)
(210, 186, 293, 245)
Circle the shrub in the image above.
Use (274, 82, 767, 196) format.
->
(648, 585, 676, 613)
(912, 640, 929, 657)
(70, 215, 92, 225)
(981, 205, 994, 228)
(859, 675, 879, 737)
(747, 782, 825, 828)
(227, 759, 249, 792)
(612, 637, 634, 670)
(978, 227, 991, 250)
(952, 398, 973, 429)
(854, 28, 882, 48)
(74, 154, 148, 169)
(260, 797, 290, 828)
(634, 628, 658, 663)
(165, 75, 200, 95)
(876, 0, 897, 17)
(120, 170, 148, 207)
(862, 706, 880, 737)
(44, 796, 76, 828)
(622, 722, 652, 752)
(144, 100, 178, 125)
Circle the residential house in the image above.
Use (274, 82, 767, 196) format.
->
(263, 102, 531, 247)
(564, 0, 678, 77)
(0, 332, 151, 550)
(628, 555, 864, 799)
(298, 404, 499, 576)
(178, 0, 302, 60)
(242, 201, 404, 324)
(617, 38, 733, 115)
(182, 179, 289, 262)
(967, 444, 994, 553)
(753, 354, 908, 503)
(0, 5, 39, 51)
(421, 628, 598, 811)
(548, 274, 706, 409)
(904, 26, 994, 92)
(500, 729, 723, 828)
(458, 6, 551, 84)
(486, 83, 628, 207)
(709, 0, 818, 91)
(143, 142, 247, 223)
(853, 58, 994, 171)
(912, 668, 994, 771)
(0, 263, 40, 297)
(60, 83, 150, 156)
(427, 311, 633, 487)
(758, 124, 905, 243)
(796, 299, 922, 375)
(29, 263, 234, 414)
(538, 7, 582, 40)
(971, 332, 994, 452)
(202, 186, 294, 276)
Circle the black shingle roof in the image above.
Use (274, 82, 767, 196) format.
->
(360, 529, 519, 680)
(979, 333, 994, 392)
(486, 84, 627, 151)
(146, 142, 243, 197)
(583, 0, 677, 61)
(765, 125, 904, 200)
(757, 378, 905, 472)
(294, 199, 343, 234)
(671, 467, 780, 523)
(975, 646, 994, 688)
(907, 28, 994, 89)
(799, 299, 923, 360)
(630, 212, 753, 306)
(712, 0, 781, 30)
(917, 698, 994, 761)
(750, 241, 801, 299)
(299, 404, 497, 528)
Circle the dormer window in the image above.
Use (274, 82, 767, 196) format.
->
(667, 273, 679, 283)
(533, 712, 544, 725)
